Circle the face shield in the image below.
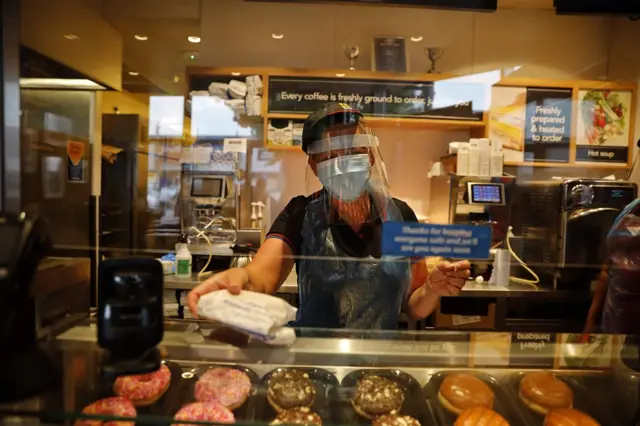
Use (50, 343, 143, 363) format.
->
(304, 123, 403, 226)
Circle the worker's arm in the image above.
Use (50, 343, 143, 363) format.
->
(583, 264, 609, 335)
(187, 238, 294, 317)
(245, 238, 296, 294)
(404, 260, 470, 320)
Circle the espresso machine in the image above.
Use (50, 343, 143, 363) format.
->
(510, 179, 637, 288)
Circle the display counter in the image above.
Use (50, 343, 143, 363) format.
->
(1, 320, 638, 425)
(164, 272, 593, 332)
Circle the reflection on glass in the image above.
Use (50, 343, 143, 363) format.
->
(148, 96, 185, 138)
(191, 96, 253, 138)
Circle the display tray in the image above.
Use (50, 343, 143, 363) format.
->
(608, 374, 640, 426)
(341, 369, 435, 426)
(424, 371, 532, 426)
(78, 361, 184, 418)
(78, 362, 260, 421)
(187, 364, 261, 421)
(509, 372, 621, 426)
(255, 367, 341, 425)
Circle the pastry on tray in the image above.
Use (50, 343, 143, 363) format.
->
(438, 373, 495, 415)
(519, 372, 573, 415)
(351, 375, 404, 419)
(267, 369, 316, 412)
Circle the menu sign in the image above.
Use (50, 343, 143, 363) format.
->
(489, 86, 572, 163)
(524, 87, 572, 163)
(576, 89, 632, 164)
(268, 76, 484, 121)
(509, 332, 556, 368)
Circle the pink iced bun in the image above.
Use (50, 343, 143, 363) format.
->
(174, 402, 235, 425)
(114, 364, 171, 406)
(195, 368, 251, 409)
(75, 396, 136, 426)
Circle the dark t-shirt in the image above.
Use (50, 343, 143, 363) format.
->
(267, 191, 419, 260)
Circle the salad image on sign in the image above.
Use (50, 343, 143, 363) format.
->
(578, 89, 631, 146)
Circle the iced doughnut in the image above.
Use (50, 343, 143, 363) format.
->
(74, 396, 136, 426)
(195, 368, 251, 409)
(351, 375, 404, 419)
(270, 407, 322, 425)
(114, 364, 171, 406)
(267, 369, 316, 412)
(174, 402, 235, 425)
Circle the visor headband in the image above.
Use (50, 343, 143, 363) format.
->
(306, 134, 376, 155)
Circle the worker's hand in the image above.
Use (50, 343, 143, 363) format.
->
(427, 260, 471, 297)
(187, 268, 250, 318)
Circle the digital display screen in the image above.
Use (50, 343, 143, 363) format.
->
(469, 183, 504, 204)
(602, 187, 635, 205)
(191, 177, 224, 198)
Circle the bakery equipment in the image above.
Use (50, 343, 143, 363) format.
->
(97, 257, 164, 377)
(511, 178, 637, 288)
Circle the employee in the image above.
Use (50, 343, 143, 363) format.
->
(584, 198, 640, 335)
(188, 102, 470, 329)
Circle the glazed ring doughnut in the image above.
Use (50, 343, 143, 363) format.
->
(114, 364, 171, 406)
(195, 368, 252, 409)
(174, 402, 236, 425)
(74, 396, 136, 426)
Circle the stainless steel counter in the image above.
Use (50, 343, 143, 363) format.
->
(164, 271, 300, 293)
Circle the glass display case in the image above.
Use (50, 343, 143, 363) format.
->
(1, 320, 638, 426)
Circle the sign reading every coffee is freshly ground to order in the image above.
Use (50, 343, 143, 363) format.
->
(268, 76, 485, 121)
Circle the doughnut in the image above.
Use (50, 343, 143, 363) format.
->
(438, 374, 494, 415)
(195, 368, 251, 409)
(373, 414, 420, 426)
(455, 406, 509, 426)
(267, 369, 316, 412)
(544, 408, 599, 426)
(113, 363, 171, 406)
(74, 396, 136, 426)
(270, 407, 323, 425)
(174, 402, 235, 425)
(519, 372, 573, 415)
(351, 375, 404, 419)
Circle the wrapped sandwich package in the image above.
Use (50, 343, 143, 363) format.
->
(197, 290, 297, 345)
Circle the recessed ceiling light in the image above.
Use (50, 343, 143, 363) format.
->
(231, 72, 241, 76)
(335, 73, 346, 77)
(134, 34, 148, 41)
(188, 36, 201, 43)
(128, 71, 139, 76)
(410, 36, 423, 42)
(64, 34, 79, 40)
(271, 33, 284, 40)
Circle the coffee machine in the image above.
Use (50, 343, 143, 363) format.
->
(511, 179, 637, 288)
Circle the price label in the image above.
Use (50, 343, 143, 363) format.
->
(509, 332, 556, 368)
(224, 138, 247, 153)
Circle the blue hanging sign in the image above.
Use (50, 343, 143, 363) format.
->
(382, 222, 492, 259)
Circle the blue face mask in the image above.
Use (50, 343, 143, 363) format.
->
(316, 154, 371, 202)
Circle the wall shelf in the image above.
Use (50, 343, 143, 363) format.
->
(187, 66, 637, 168)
